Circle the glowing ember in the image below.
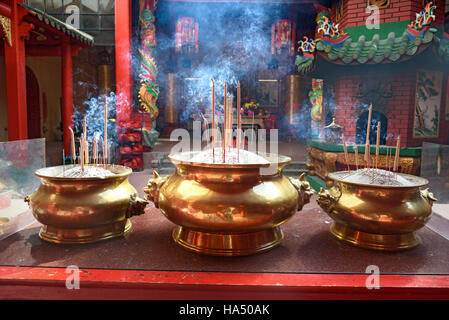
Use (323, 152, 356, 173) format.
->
(189, 148, 269, 165)
(341, 168, 413, 186)
(57, 166, 115, 178)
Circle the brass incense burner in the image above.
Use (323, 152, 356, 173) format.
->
(144, 151, 314, 256)
(317, 171, 437, 251)
(25, 165, 148, 244)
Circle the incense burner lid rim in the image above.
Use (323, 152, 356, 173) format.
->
(328, 171, 429, 189)
(168, 151, 292, 169)
(35, 165, 132, 181)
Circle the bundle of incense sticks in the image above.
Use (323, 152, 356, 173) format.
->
(364, 104, 373, 168)
(342, 134, 350, 172)
(211, 78, 215, 162)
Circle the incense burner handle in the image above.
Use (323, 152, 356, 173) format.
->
(143, 170, 169, 208)
(289, 173, 314, 211)
(317, 184, 342, 213)
(126, 193, 149, 218)
(420, 188, 437, 206)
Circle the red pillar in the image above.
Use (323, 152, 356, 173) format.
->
(4, 1, 32, 141)
(115, 0, 132, 125)
(61, 38, 73, 155)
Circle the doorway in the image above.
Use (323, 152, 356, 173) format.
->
(26, 66, 41, 139)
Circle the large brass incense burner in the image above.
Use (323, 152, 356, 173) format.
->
(317, 171, 437, 251)
(25, 165, 148, 244)
(144, 151, 314, 256)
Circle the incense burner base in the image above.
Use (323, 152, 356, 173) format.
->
(172, 226, 284, 256)
(330, 222, 421, 251)
(38, 219, 132, 244)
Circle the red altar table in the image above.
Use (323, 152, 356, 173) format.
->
(1, 173, 449, 300)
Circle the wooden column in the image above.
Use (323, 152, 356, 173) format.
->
(4, 1, 32, 141)
(61, 38, 73, 155)
(115, 0, 132, 124)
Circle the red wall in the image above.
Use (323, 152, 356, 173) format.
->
(329, 70, 449, 147)
(331, 0, 446, 30)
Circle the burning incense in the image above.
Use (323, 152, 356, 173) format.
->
(237, 81, 241, 161)
(93, 136, 97, 167)
(211, 78, 215, 162)
(364, 104, 373, 168)
(251, 111, 255, 143)
(354, 143, 359, 170)
(393, 135, 400, 173)
(85, 138, 89, 166)
(68, 127, 76, 167)
(228, 94, 233, 150)
(342, 134, 350, 172)
(80, 136, 84, 173)
(104, 98, 108, 169)
(223, 81, 227, 162)
(375, 121, 381, 169)
(62, 149, 66, 176)
(83, 117, 88, 166)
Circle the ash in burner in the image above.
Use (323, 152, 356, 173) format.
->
(341, 168, 413, 186)
(189, 148, 270, 165)
(58, 166, 115, 178)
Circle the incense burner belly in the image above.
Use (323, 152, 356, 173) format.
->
(25, 165, 148, 244)
(144, 152, 314, 256)
(317, 171, 436, 251)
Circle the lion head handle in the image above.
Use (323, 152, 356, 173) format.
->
(316, 185, 341, 213)
(289, 173, 315, 211)
(143, 170, 168, 208)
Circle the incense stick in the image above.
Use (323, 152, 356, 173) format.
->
(237, 81, 241, 162)
(211, 78, 215, 163)
(93, 136, 97, 167)
(375, 121, 381, 170)
(62, 149, 65, 176)
(342, 134, 350, 172)
(364, 104, 373, 168)
(354, 143, 359, 170)
(223, 81, 227, 163)
(104, 98, 108, 169)
(393, 135, 400, 174)
(69, 127, 76, 167)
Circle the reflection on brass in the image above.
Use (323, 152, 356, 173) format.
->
(25, 165, 148, 244)
(317, 171, 436, 251)
(144, 152, 314, 256)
